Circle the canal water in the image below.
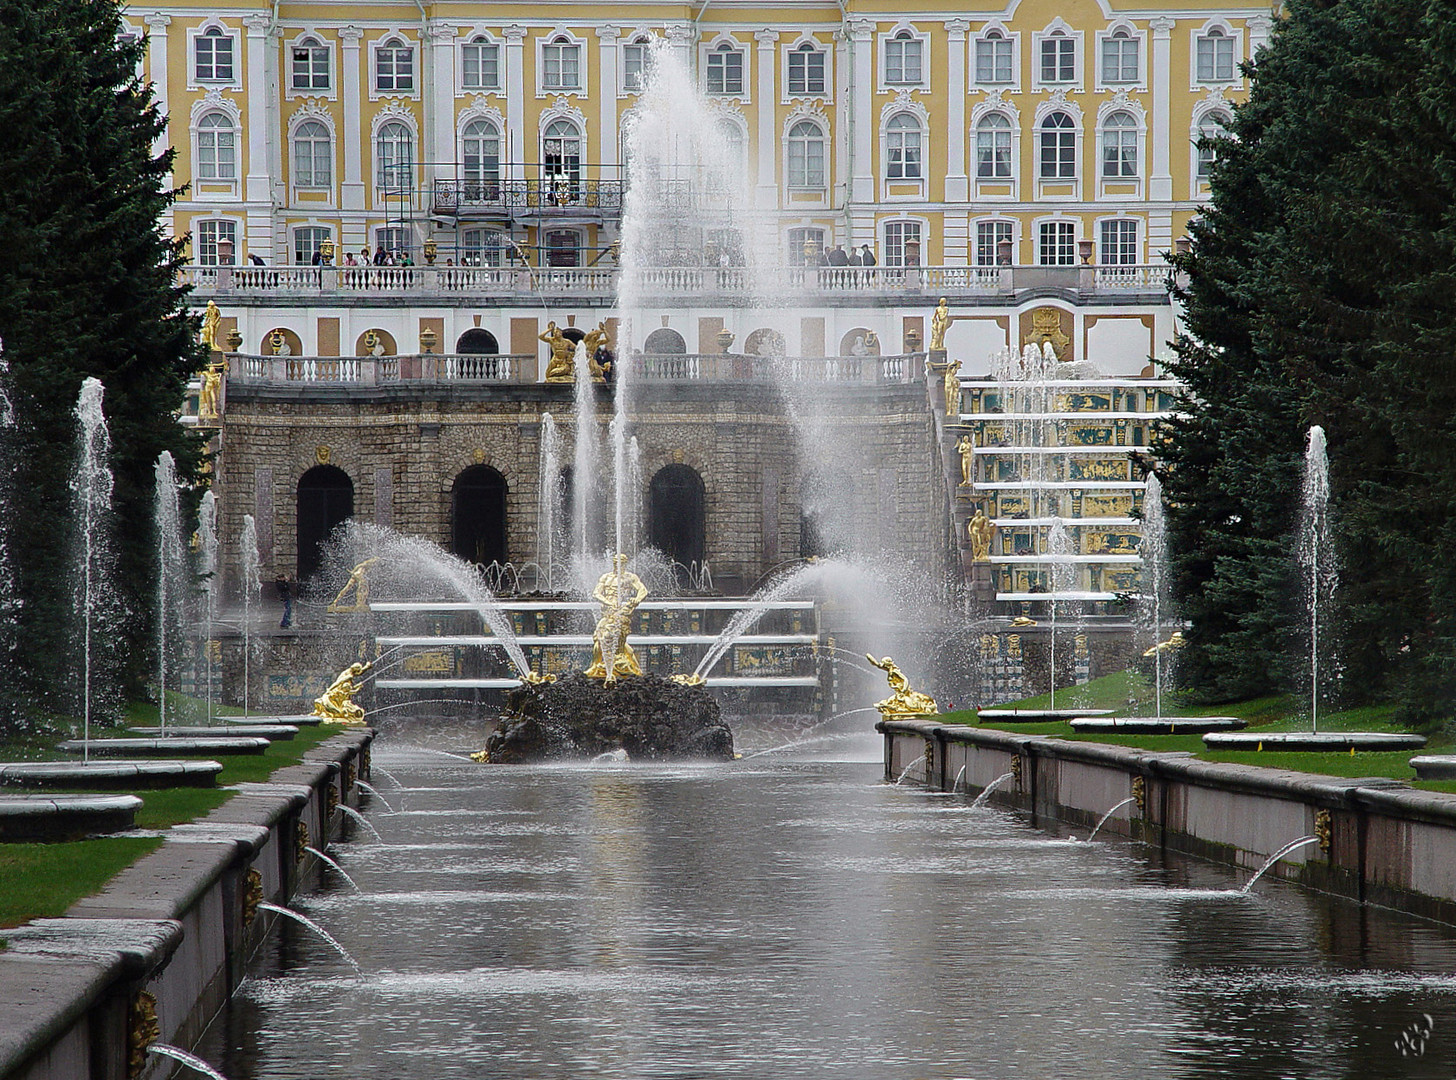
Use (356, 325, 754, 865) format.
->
(198, 733, 1456, 1078)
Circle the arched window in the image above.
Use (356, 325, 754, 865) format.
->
(451, 465, 507, 567)
(376, 121, 414, 188)
(455, 328, 499, 353)
(197, 112, 236, 180)
(1197, 27, 1235, 82)
(788, 41, 826, 95)
(623, 37, 650, 91)
(462, 119, 500, 191)
(707, 41, 743, 95)
(885, 29, 923, 85)
(542, 119, 581, 186)
(292, 120, 331, 188)
(462, 35, 499, 90)
(787, 120, 825, 188)
(649, 464, 706, 571)
(885, 113, 922, 180)
(542, 35, 581, 91)
(1040, 29, 1075, 83)
(976, 113, 1012, 178)
(291, 36, 329, 91)
(1039, 112, 1076, 179)
(297, 465, 353, 580)
(1197, 110, 1231, 178)
(1101, 111, 1138, 178)
(975, 29, 1013, 85)
(1101, 29, 1138, 85)
(643, 328, 687, 354)
(376, 37, 414, 92)
(195, 27, 234, 82)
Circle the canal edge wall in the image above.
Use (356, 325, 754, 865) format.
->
(880, 720, 1456, 924)
(0, 728, 375, 1080)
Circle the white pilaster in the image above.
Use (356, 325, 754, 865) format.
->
(1149, 17, 1174, 203)
(596, 26, 621, 172)
(242, 13, 276, 259)
(144, 15, 172, 192)
(504, 25, 527, 181)
(666, 24, 694, 69)
(1247, 14, 1272, 57)
(429, 23, 457, 180)
(847, 20, 874, 205)
(755, 29, 778, 209)
(339, 25, 365, 224)
(944, 19, 969, 204)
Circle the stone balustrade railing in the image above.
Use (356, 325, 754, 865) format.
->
(183, 264, 1171, 301)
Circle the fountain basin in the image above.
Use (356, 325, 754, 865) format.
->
(0, 759, 223, 789)
(128, 724, 298, 741)
(1203, 732, 1427, 752)
(1070, 717, 1246, 735)
(1409, 756, 1456, 780)
(57, 737, 270, 757)
(229, 714, 323, 726)
(978, 708, 1115, 724)
(0, 793, 143, 841)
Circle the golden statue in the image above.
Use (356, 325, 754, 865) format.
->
(327, 557, 379, 613)
(198, 360, 226, 421)
(943, 358, 961, 414)
(967, 509, 993, 562)
(582, 321, 609, 380)
(956, 434, 974, 486)
(670, 672, 706, 686)
(929, 297, 954, 351)
(201, 301, 222, 352)
(540, 321, 578, 383)
(866, 654, 938, 719)
(584, 553, 649, 685)
(1142, 631, 1186, 658)
(312, 661, 373, 724)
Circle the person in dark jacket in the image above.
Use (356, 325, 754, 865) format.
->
(275, 572, 293, 629)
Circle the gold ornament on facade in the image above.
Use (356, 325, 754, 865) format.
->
(521, 669, 556, 685)
(473, 447, 486, 464)
(327, 558, 377, 614)
(325, 776, 339, 817)
(929, 297, 954, 351)
(967, 509, 993, 562)
(242, 867, 263, 927)
(955, 434, 974, 486)
(1026, 307, 1071, 362)
(312, 661, 373, 723)
(1010, 753, 1023, 791)
(127, 990, 160, 1080)
(943, 358, 961, 413)
(866, 654, 938, 719)
(225, 327, 243, 352)
(585, 554, 649, 685)
(670, 672, 707, 686)
(295, 819, 310, 865)
(540, 321, 579, 383)
(200, 300, 222, 352)
(924, 737, 936, 780)
(360, 745, 371, 779)
(198, 360, 226, 422)
(315, 444, 331, 465)
(1132, 775, 1147, 817)
(1315, 808, 1332, 854)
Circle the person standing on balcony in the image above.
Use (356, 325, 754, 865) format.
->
(860, 244, 877, 266)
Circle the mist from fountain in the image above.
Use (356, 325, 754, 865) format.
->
(1046, 519, 1075, 711)
(72, 378, 119, 757)
(537, 413, 561, 590)
(154, 452, 185, 731)
(0, 353, 17, 691)
(1299, 426, 1337, 732)
(240, 515, 260, 717)
(196, 490, 218, 724)
(570, 341, 601, 578)
(1140, 474, 1171, 720)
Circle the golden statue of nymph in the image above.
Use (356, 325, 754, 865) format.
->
(312, 660, 373, 724)
(540, 321, 578, 383)
(585, 553, 649, 685)
(943, 358, 961, 414)
(967, 509, 993, 562)
(198, 360, 226, 421)
(866, 654, 938, 719)
(327, 557, 379, 613)
(956, 434, 974, 487)
(201, 300, 222, 352)
(929, 297, 954, 351)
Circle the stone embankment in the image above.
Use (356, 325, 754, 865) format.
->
(881, 719, 1456, 923)
(0, 728, 374, 1080)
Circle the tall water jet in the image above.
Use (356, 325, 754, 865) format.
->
(1299, 426, 1337, 732)
(240, 515, 261, 717)
(72, 379, 119, 757)
(0, 352, 17, 700)
(570, 341, 601, 575)
(196, 490, 218, 723)
(154, 452, 185, 730)
(1045, 519, 1075, 710)
(1140, 474, 1171, 720)
(538, 413, 560, 590)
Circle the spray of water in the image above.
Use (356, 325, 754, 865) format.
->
(1299, 426, 1337, 733)
(1140, 475, 1171, 720)
(196, 490, 218, 723)
(538, 413, 561, 590)
(240, 515, 261, 717)
(1045, 520, 1075, 711)
(72, 379, 119, 757)
(0, 352, 17, 695)
(154, 452, 185, 730)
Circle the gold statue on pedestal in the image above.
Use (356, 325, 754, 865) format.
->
(541, 321, 577, 383)
(967, 509, 993, 562)
(956, 434, 974, 486)
(327, 558, 379, 613)
(201, 300, 222, 352)
(198, 360, 226, 422)
(942, 358, 961, 414)
(929, 297, 954, 351)
(585, 553, 648, 685)
(866, 654, 938, 719)
(313, 661, 373, 723)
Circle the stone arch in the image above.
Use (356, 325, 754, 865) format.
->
(261, 327, 303, 355)
(355, 328, 397, 356)
(648, 463, 706, 570)
(451, 464, 508, 566)
(643, 327, 686, 354)
(297, 464, 353, 580)
(744, 328, 786, 357)
(838, 327, 881, 356)
(455, 328, 499, 354)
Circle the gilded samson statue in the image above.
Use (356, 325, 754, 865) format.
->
(313, 661, 373, 723)
(585, 554, 649, 685)
(866, 654, 938, 719)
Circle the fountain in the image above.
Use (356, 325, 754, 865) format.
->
(72, 378, 119, 756)
(0, 352, 16, 713)
(256, 901, 363, 975)
(970, 771, 1016, 809)
(196, 490, 218, 723)
(154, 452, 186, 730)
(239, 515, 260, 716)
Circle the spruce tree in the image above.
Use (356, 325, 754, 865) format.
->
(0, 0, 206, 723)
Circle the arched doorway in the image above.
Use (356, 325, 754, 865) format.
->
(452, 465, 507, 566)
(297, 465, 354, 580)
(649, 464, 706, 570)
(455, 328, 499, 354)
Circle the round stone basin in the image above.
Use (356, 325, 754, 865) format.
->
(978, 708, 1116, 724)
(1409, 755, 1456, 780)
(228, 714, 323, 727)
(1070, 716, 1246, 735)
(129, 724, 299, 741)
(0, 759, 224, 789)
(1202, 731, 1427, 752)
(56, 737, 271, 756)
(0, 793, 143, 842)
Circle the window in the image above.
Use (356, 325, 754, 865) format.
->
(542, 36, 580, 90)
(376, 226, 411, 256)
(462, 229, 505, 267)
(292, 120, 331, 187)
(544, 229, 581, 267)
(885, 30, 923, 85)
(976, 114, 1013, 179)
(1197, 110, 1231, 178)
(196, 220, 237, 265)
(375, 121, 414, 188)
(786, 120, 825, 188)
(1101, 30, 1138, 84)
(195, 27, 233, 82)
(623, 40, 648, 91)
(291, 37, 329, 91)
(706, 42, 743, 95)
(462, 37, 499, 90)
(542, 119, 582, 186)
(976, 220, 1014, 266)
(294, 227, 330, 264)
(1038, 220, 1076, 265)
(1101, 112, 1138, 178)
(788, 42, 826, 95)
(1039, 112, 1076, 179)
(462, 119, 500, 190)
(376, 37, 414, 92)
(975, 31, 1014, 84)
(1099, 219, 1138, 264)
(197, 112, 236, 180)
(883, 221, 922, 267)
(1040, 31, 1075, 83)
(788, 227, 827, 265)
(1197, 28, 1235, 82)
(885, 113, 922, 180)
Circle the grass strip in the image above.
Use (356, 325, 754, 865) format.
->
(0, 837, 163, 928)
